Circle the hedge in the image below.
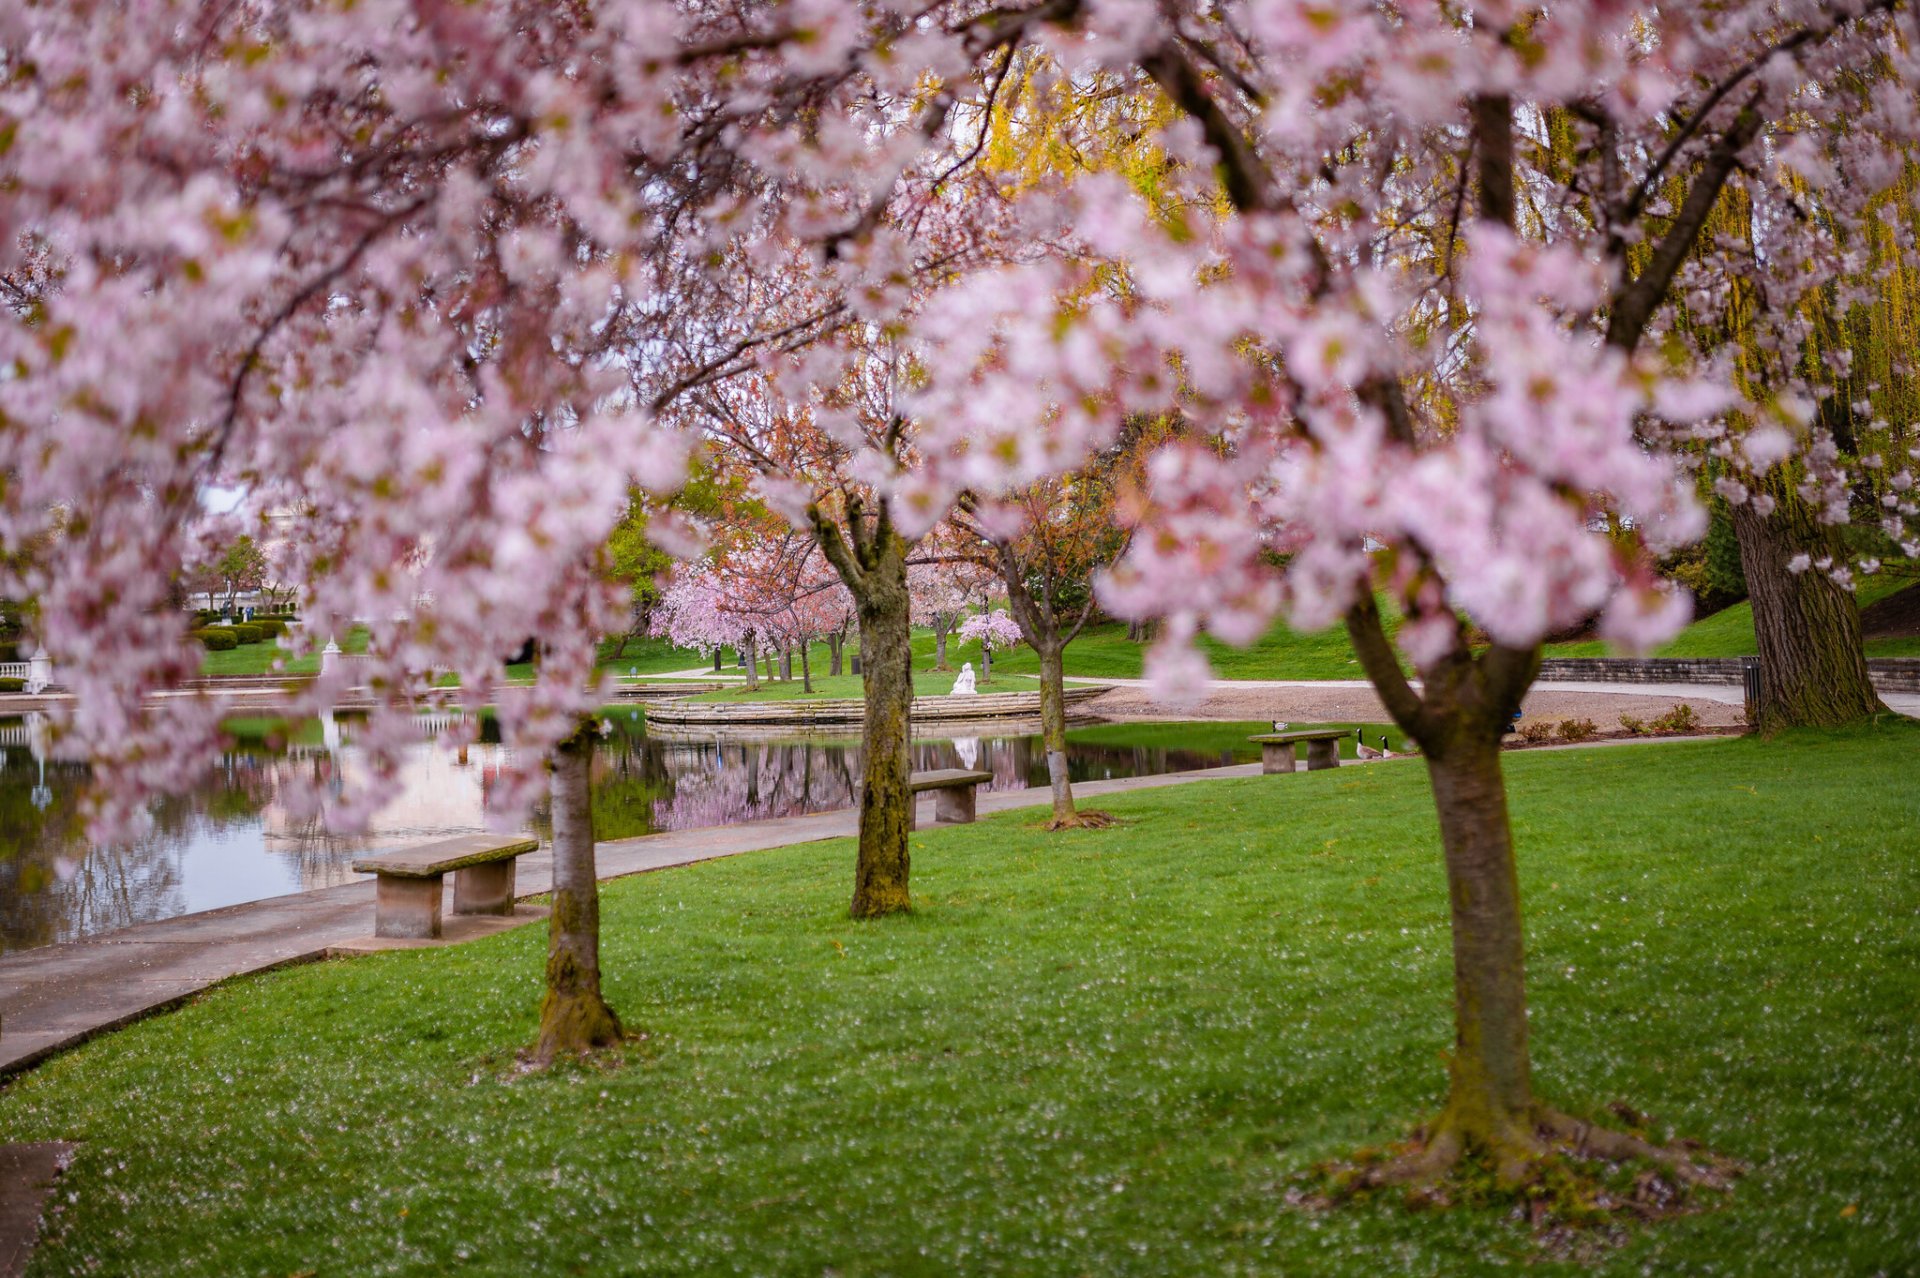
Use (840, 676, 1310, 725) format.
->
(0, 677, 24, 693)
(193, 628, 239, 652)
(229, 623, 266, 644)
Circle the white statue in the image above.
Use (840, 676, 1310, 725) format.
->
(953, 736, 980, 769)
(951, 662, 977, 695)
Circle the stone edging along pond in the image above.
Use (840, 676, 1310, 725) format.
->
(1538, 656, 1920, 694)
(644, 684, 1111, 727)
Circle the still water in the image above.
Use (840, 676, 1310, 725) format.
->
(0, 712, 1283, 953)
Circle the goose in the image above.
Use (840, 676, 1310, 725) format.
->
(1271, 719, 1290, 732)
(1355, 729, 1384, 760)
(1377, 734, 1399, 759)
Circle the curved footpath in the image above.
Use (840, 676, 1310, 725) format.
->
(0, 734, 1726, 1080)
(1074, 675, 1920, 724)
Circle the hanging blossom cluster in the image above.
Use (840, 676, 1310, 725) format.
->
(1, 0, 1911, 834)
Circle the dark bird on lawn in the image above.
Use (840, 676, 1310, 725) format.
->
(1355, 729, 1384, 760)
(1378, 734, 1398, 759)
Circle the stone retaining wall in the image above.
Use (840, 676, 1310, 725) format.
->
(1536, 656, 1920, 694)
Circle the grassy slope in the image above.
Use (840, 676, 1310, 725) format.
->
(4, 722, 1916, 1276)
(201, 633, 709, 680)
(955, 578, 1920, 682)
(687, 669, 1042, 704)
(1547, 574, 1919, 660)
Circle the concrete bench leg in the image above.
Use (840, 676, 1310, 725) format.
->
(1306, 738, 1340, 771)
(1261, 743, 1297, 775)
(453, 861, 516, 916)
(375, 874, 443, 939)
(932, 785, 977, 824)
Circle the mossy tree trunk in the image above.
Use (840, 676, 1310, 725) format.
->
(535, 726, 623, 1064)
(742, 634, 759, 691)
(799, 637, 813, 694)
(934, 620, 950, 671)
(1348, 595, 1544, 1178)
(1036, 642, 1075, 821)
(1730, 480, 1886, 731)
(828, 632, 844, 676)
(812, 495, 915, 918)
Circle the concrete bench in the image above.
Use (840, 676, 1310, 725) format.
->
(907, 768, 995, 828)
(1247, 729, 1346, 774)
(351, 833, 538, 939)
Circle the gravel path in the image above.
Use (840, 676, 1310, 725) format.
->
(1083, 679, 1751, 728)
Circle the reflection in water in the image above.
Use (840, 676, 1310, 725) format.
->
(1, 712, 1253, 953)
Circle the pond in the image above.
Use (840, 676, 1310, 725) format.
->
(0, 711, 1385, 953)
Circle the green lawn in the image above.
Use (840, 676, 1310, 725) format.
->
(201, 632, 711, 681)
(687, 668, 1041, 703)
(929, 607, 1403, 682)
(1064, 719, 1401, 760)
(4, 721, 1917, 1275)
(196, 625, 370, 676)
(1546, 573, 1918, 660)
(933, 578, 1920, 682)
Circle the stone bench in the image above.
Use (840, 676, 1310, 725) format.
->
(352, 833, 539, 940)
(1247, 729, 1347, 774)
(907, 768, 995, 828)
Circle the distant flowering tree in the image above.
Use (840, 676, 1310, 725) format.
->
(652, 568, 757, 688)
(955, 608, 1023, 675)
(909, 555, 994, 673)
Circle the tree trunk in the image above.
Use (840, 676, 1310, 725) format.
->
(800, 639, 813, 694)
(1730, 490, 1886, 731)
(934, 621, 950, 671)
(712, 649, 722, 673)
(615, 631, 632, 658)
(852, 554, 914, 918)
(1421, 728, 1537, 1174)
(1037, 642, 1076, 823)
(743, 637, 759, 691)
(828, 633, 843, 676)
(534, 729, 623, 1063)
(981, 641, 992, 684)
(779, 646, 792, 681)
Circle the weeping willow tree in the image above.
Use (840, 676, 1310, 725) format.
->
(1664, 151, 1916, 730)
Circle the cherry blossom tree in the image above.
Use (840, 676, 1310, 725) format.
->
(881, 1, 1912, 1187)
(955, 420, 1154, 827)
(954, 607, 1022, 683)
(909, 559, 987, 673)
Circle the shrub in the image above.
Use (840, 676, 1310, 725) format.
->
(0, 677, 23, 693)
(194, 628, 238, 652)
(1556, 718, 1598, 743)
(1517, 720, 1555, 744)
(1650, 702, 1700, 734)
(0, 641, 18, 664)
(1618, 714, 1648, 735)
(229, 623, 266, 644)
(253, 617, 289, 638)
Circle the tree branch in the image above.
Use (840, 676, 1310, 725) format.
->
(1604, 89, 1764, 353)
(1345, 594, 1435, 739)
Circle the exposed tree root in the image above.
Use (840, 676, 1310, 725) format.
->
(1299, 1102, 1739, 1240)
(528, 991, 626, 1069)
(1044, 809, 1118, 832)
